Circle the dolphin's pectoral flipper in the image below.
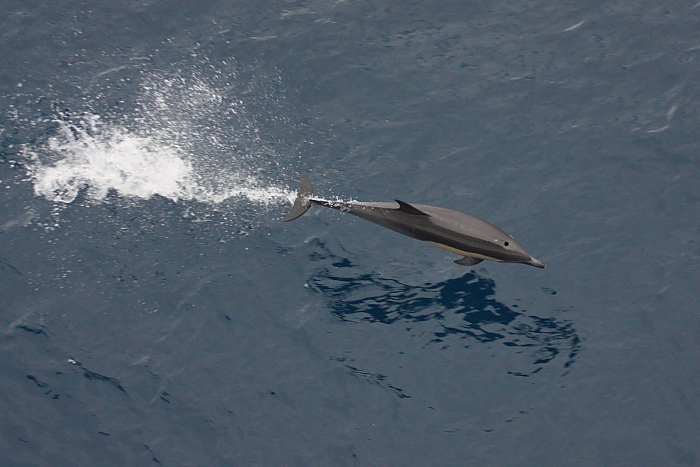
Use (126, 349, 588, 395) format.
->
(283, 173, 315, 222)
(454, 256, 483, 266)
(395, 200, 430, 216)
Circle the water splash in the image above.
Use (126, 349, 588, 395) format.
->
(21, 60, 295, 208)
(27, 115, 192, 203)
(25, 115, 292, 205)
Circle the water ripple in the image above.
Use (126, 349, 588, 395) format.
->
(306, 239, 580, 375)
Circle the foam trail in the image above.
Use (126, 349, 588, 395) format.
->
(24, 115, 293, 206)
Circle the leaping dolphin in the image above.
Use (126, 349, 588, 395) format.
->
(283, 173, 545, 268)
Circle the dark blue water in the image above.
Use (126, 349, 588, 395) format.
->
(2, 1, 700, 465)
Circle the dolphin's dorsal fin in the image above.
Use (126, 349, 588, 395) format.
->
(454, 256, 483, 266)
(395, 200, 430, 216)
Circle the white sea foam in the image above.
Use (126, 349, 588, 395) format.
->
(25, 116, 292, 205)
(22, 63, 295, 208)
(27, 116, 193, 203)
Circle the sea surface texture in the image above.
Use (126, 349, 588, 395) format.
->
(1, 1, 699, 466)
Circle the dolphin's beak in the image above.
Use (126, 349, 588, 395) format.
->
(525, 257, 546, 269)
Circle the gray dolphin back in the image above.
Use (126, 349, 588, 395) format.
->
(283, 173, 315, 222)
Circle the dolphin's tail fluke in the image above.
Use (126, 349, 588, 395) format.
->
(283, 172, 314, 222)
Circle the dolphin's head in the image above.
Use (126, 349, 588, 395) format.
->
(523, 257, 546, 268)
(492, 235, 545, 268)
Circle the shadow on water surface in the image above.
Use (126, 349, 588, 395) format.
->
(305, 239, 580, 377)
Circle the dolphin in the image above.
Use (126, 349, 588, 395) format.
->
(283, 173, 545, 268)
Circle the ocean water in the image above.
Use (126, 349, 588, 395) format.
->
(1, 1, 699, 465)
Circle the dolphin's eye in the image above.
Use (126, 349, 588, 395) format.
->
(504, 241, 510, 246)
